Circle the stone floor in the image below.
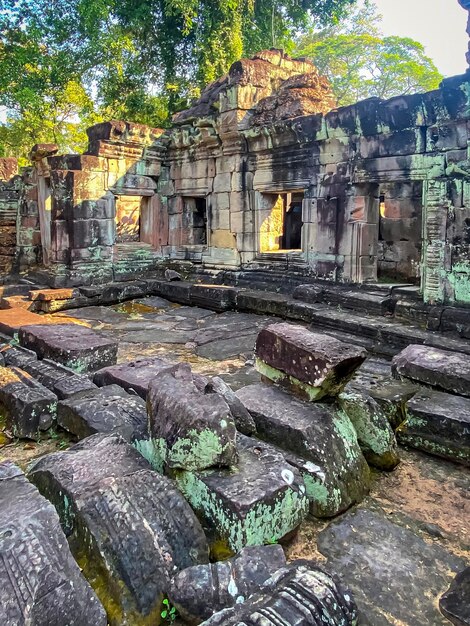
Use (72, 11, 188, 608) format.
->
(0, 294, 468, 625)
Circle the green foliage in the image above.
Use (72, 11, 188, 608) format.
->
(160, 598, 177, 623)
(295, 1, 443, 106)
(0, 0, 443, 159)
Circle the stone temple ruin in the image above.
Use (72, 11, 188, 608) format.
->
(0, 3, 469, 626)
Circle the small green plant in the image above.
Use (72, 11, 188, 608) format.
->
(161, 598, 177, 623)
(267, 536, 278, 545)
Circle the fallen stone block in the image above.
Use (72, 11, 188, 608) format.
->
(255, 322, 367, 401)
(190, 284, 238, 312)
(205, 376, 256, 435)
(440, 567, 470, 626)
(28, 434, 209, 626)
(175, 435, 309, 554)
(200, 561, 358, 626)
(0, 308, 62, 336)
(57, 384, 149, 451)
(170, 545, 286, 622)
(344, 371, 418, 430)
(4, 352, 97, 399)
(0, 366, 57, 439)
(236, 383, 370, 517)
(318, 508, 466, 626)
(147, 363, 238, 471)
(392, 344, 470, 397)
(19, 323, 118, 372)
(397, 389, 470, 466)
(338, 389, 400, 470)
(94, 356, 177, 398)
(0, 461, 106, 626)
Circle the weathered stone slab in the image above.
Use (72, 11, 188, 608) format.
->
(148, 363, 238, 471)
(392, 344, 470, 397)
(318, 509, 465, 626)
(170, 545, 286, 622)
(0, 461, 106, 626)
(338, 389, 400, 470)
(19, 323, 118, 372)
(0, 343, 38, 368)
(28, 434, 209, 626)
(0, 366, 57, 439)
(200, 561, 358, 626)
(255, 322, 367, 400)
(236, 383, 370, 517)
(190, 284, 238, 311)
(58, 384, 148, 446)
(440, 567, 470, 626)
(175, 435, 309, 554)
(205, 376, 256, 435)
(94, 356, 177, 398)
(397, 389, 470, 466)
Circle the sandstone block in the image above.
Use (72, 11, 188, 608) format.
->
(57, 384, 148, 445)
(392, 344, 470, 397)
(94, 356, 177, 398)
(170, 545, 286, 622)
(29, 434, 209, 626)
(205, 376, 256, 435)
(255, 322, 367, 401)
(0, 462, 107, 626)
(190, 284, 238, 311)
(19, 323, 118, 373)
(338, 389, 400, 470)
(236, 384, 370, 517)
(175, 435, 308, 554)
(147, 364, 238, 471)
(200, 561, 358, 626)
(440, 567, 470, 626)
(0, 366, 57, 439)
(397, 389, 470, 466)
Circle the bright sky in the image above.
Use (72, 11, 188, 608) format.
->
(372, 0, 468, 77)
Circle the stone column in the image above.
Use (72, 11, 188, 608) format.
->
(458, 0, 470, 67)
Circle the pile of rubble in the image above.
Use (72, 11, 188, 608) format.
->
(0, 316, 468, 625)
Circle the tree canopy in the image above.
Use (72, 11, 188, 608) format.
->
(0, 0, 443, 161)
(295, 1, 443, 106)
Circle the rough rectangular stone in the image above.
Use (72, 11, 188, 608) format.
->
(236, 384, 370, 517)
(255, 322, 367, 400)
(397, 389, 470, 466)
(175, 434, 309, 554)
(94, 356, 176, 398)
(169, 545, 286, 623)
(153, 281, 193, 304)
(57, 384, 149, 449)
(190, 284, 238, 312)
(19, 324, 118, 373)
(0, 461, 107, 626)
(0, 366, 58, 439)
(28, 434, 209, 626)
(147, 363, 238, 471)
(392, 344, 470, 397)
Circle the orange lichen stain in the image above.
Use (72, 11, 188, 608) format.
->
(0, 366, 21, 385)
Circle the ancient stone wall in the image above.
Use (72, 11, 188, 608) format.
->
(3, 46, 470, 305)
(0, 158, 20, 274)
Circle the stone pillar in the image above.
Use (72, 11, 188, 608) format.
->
(458, 0, 470, 67)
